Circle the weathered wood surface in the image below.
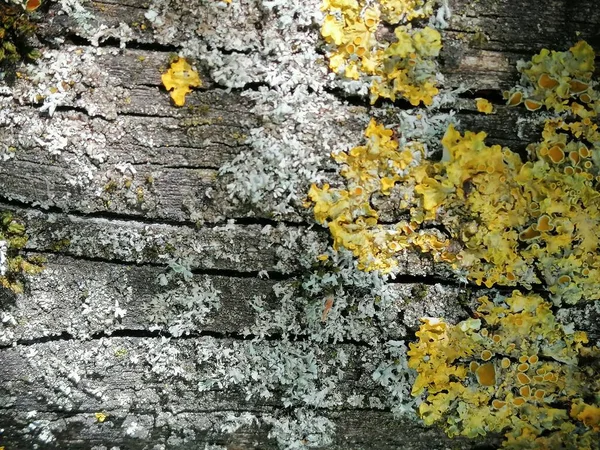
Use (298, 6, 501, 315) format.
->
(1, 0, 600, 449)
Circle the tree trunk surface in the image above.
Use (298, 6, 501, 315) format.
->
(1, 0, 599, 449)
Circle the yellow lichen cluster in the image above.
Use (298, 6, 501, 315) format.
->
(308, 119, 454, 272)
(161, 57, 201, 106)
(504, 41, 599, 116)
(320, 0, 441, 105)
(408, 291, 600, 449)
(475, 97, 493, 114)
(308, 40, 600, 305)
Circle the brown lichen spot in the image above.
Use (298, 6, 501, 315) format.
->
(492, 399, 507, 409)
(513, 396, 527, 406)
(548, 145, 565, 163)
(525, 99, 543, 111)
(480, 328, 489, 337)
(519, 226, 541, 241)
(481, 349, 493, 361)
(520, 386, 531, 397)
(470, 361, 480, 373)
(533, 375, 545, 383)
(519, 355, 529, 364)
(565, 166, 575, 175)
(569, 79, 589, 95)
(476, 362, 496, 386)
(517, 372, 531, 385)
(518, 363, 530, 372)
(536, 215, 554, 232)
(501, 358, 511, 369)
(507, 91, 523, 106)
(506, 272, 516, 282)
(580, 93, 592, 103)
(534, 389, 546, 400)
(538, 74, 559, 89)
(492, 334, 502, 343)
(528, 355, 539, 364)
(584, 160, 593, 169)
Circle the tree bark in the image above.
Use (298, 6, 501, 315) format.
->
(1, 0, 599, 449)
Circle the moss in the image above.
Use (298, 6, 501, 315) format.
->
(50, 238, 71, 252)
(103, 179, 119, 193)
(0, 3, 39, 83)
(0, 211, 44, 293)
(409, 284, 429, 304)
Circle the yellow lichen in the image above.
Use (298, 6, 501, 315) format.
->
(320, 0, 441, 105)
(504, 41, 599, 117)
(306, 36, 600, 449)
(475, 98, 493, 114)
(308, 41, 600, 305)
(408, 291, 600, 448)
(161, 57, 202, 107)
(308, 118, 435, 272)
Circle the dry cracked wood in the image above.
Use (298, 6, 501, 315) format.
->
(2, 0, 600, 448)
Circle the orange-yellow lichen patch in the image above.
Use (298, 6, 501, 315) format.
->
(571, 402, 600, 432)
(476, 98, 494, 114)
(524, 99, 543, 111)
(408, 291, 600, 449)
(547, 145, 565, 163)
(512, 396, 526, 406)
(505, 41, 599, 116)
(25, 0, 42, 11)
(536, 215, 553, 232)
(161, 58, 201, 106)
(481, 350, 493, 361)
(538, 73, 559, 90)
(492, 399, 506, 409)
(519, 386, 531, 397)
(309, 87, 600, 303)
(516, 373, 531, 385)
(475, 362, 496, 386)
(534, 389, 546, 400)
(506, 91, 523, 106)
(320, 0, 441, 105)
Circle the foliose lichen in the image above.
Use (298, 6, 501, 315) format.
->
(306, 36, 600, 448)
(320, 0, 442, 105)
(309, 40, 600, 306)
(408, 291, 600, 449)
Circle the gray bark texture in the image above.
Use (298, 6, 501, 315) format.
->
(1, 0, 599, 449)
